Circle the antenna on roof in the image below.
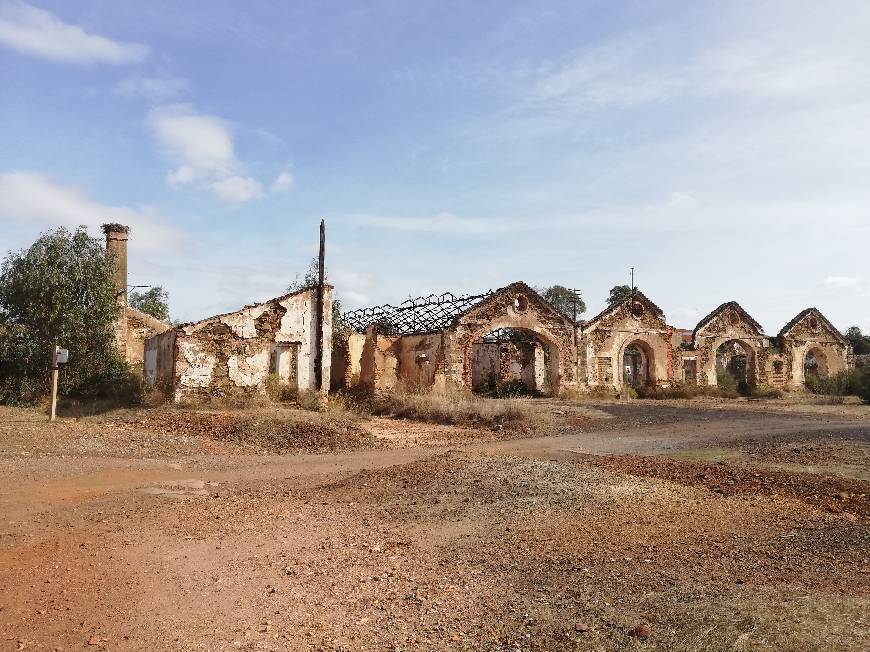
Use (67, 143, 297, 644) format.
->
(630, 266, 635, 298)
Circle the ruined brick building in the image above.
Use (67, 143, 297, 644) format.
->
(143, 287, 331, 402)
(334, 282, 852, 396)
(107, 223, 331, 402)
(112, 220, 849, 400)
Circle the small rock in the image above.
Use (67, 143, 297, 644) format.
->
(629, 623, 651, 639)
(574, 622, 589, 632)
(87, 636, 100, 646)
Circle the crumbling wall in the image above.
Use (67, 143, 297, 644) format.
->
(472, 342, 500, 390)
(144, 328, 176, 389)
(693, 304, 768, 386)
(471, 340, 543, 392)
(778, 309, 850, 387)
(344, 332, 367, 387)
(395, 333, 443, 390)
(444, 283, 577, 394)
(580, 295, 671, 390)
(126, 307, 170, 366)
(147, 287, 331, 401)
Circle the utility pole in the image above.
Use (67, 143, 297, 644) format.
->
(314, 219, 326, 392)
(570, 288, 582, 346)
(49, 344, 59, 422)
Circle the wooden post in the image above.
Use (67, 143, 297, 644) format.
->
(49, 344, 59, 422)
(314, 220, 326, 392)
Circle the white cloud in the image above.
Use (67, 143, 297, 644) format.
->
(209, 176, 263, 203)
(330, 269, 375, 307)
(667, 191, 697, 209)
(0, 172, 183, 252)
(148, 104, 235, 182)
(270, 171, 294, 193)
(116, 72, 191, 102)
(0, 2, 148, 64)
(147, 104, 266, 203)
(821, 275, 859, 289)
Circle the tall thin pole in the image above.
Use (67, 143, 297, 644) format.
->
(314, 220, 326, 392)
(49, 344, 59, 422)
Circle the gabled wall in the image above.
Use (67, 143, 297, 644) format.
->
(580, 293, 672, 390)
(778, 309, 850, 386)
(144, 287, 331, 401)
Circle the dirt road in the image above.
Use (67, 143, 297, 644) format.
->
(1, 401, 868, 651)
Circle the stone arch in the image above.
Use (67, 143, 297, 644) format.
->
(618, 338, 657, 389)
(714, 338, 756, 390)
(699, 336, 762, 387)
(463, 318, 562, 395)
(804, 346, 829, 379)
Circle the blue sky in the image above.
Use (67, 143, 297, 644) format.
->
(1, 1, 869, 331)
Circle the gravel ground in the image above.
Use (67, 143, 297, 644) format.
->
(0, 400, 868, 651)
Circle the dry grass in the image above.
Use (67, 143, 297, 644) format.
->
(368, 385, 547, 430)
(131, 406, 376, 453)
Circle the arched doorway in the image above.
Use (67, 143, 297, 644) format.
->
(804, 347, 829, 378)
(716, 339, 755, 394)
(471, 328, 554, 396)
(621, 340, 654, 389)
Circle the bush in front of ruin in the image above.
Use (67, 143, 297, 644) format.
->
(0, 227, 138, 405)
(368, 384, 544, 430)
(805, 368, 870, 403)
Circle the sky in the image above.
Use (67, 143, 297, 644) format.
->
(1, 0, 869, 331)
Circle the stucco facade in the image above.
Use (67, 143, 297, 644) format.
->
(144, 287, 332, 401)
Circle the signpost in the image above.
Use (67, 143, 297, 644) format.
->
(49, 345, 69, 422)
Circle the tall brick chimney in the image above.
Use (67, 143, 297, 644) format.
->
(102, 223, 129, 359)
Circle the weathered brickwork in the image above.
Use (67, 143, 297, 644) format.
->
(341, 282, 578, 395)
(338, 284, 853, 396)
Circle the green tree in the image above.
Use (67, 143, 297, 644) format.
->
(129, 286, 170, 322)
(538, 285, 586, 321)
(607, 284, 635, 306)
(0, 226, 130, 404)
(845, 326, 870, 355)
(286, 257, 320, 292)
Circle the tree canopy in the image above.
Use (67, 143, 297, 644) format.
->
(607, 285, 635, 306)
(129, 286, 170, 322)
(0, 227, 129, 404)
(845, 326, 870, 355)
(537, 285, 586, 321)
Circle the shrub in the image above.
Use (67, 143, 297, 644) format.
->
(493, 379, 540, 398)
(636, 382, 725, 400)
(806, 368, 870, 402)
(716, 371, 740, 398)
(751, 384, 783, 399)
(369, 385, 543, 430)
(265, 373, 296, 402)
(296, 389, 325, 411)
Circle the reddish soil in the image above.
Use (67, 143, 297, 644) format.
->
(1, 400, 868, 651)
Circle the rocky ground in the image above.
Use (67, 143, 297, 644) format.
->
(0, 399, 868, 651)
